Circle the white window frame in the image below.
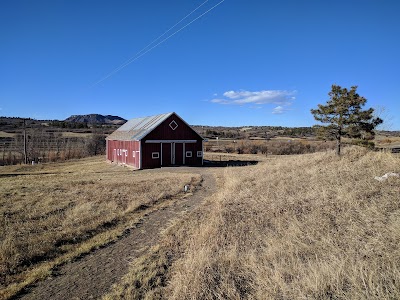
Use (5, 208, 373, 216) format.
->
(132, 151, 135, 157)
(186, 151, 192, 158)
(125, 150, 128, 157)
(152, 152, 160, 159)
(197, 151, 203, 157)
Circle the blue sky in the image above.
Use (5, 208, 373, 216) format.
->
(1, 0, 399, 129)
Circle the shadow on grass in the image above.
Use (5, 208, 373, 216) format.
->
(203, 159, 258, 167)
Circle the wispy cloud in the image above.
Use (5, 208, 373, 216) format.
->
(210, 89, 296, 113)
(272, 106, 287, 114)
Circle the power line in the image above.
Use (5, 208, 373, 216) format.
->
(91, 0, 210, 88)
(90, 0, 224, 88)
(108, 0, 210, 72)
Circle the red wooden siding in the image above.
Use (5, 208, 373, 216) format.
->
(140, 141, 202, 169)
(141, 143, 161, 169)
(140, 114, 203, 168)
(144, 114, 201, 141)
(184, 141, 203, 165)
(107, 140, 141, 169)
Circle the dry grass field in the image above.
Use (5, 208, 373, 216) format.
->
(106, 148, 400, 299)
(0, 157, 200, 299)
(205, 138, 336, 155)
(0, 132, 15, 138)
(375, 135, 400, 148)
(60, 131, 93, 138)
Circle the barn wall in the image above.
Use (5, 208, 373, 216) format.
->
(107, 140, 141, 168)
(144, 114, 201, 141)
(141, 142, 161, 169)
(141, 114, 203, 168)
(141, 140, 203, 169)
(184, 141, 203, 165)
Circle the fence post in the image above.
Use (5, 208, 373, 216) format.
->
(23, 119, 28, 164)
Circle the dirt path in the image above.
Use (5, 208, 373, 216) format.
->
(18, 168, 218, 300)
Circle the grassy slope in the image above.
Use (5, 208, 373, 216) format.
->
(0, 157, 200, 299)
(107, 148, 400, 299)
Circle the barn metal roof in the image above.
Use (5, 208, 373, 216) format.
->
(106, 112, 174, 141)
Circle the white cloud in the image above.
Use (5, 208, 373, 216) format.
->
(211, 89, 296, 114)
(210, 98, 229, 104)
(272, 106, 284, 114)
(212, 89, 295, 105)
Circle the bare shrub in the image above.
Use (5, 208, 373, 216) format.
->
(224, 146, 234, 153)
(204, 139, 335, 156)
(85, 134, 106, 156)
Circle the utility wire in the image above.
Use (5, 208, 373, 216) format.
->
(90, 0, 224, 88)
(91, 0, 209, 87)
(104, 0, 210, 73)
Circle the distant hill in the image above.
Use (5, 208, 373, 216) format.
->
(65, 114, 126, 125)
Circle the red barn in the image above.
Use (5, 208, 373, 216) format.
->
(106, 112, 204, 169)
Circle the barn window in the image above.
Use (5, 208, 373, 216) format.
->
(132, 151, 135, 157)
(197, 151, 203, 157)
(186, 151, 192, 158)
(169, 120, 178, 130)
(125, 150, 128, 157)
(152, 152, 159, 159)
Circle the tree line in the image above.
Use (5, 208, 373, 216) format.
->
(0, 129, 106, 165)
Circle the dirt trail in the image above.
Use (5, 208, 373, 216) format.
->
(18, 168, 218, 300)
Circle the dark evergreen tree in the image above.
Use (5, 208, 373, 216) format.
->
(311, 85, 383, 155)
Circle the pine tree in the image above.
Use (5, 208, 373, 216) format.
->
(311, 85, 383, 156)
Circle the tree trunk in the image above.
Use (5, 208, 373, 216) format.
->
(336, 135, 341, 156)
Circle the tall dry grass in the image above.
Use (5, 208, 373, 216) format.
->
(108, 148, 400, 299)
(0, 157, 200, 299)
(168, 148, 400, 299)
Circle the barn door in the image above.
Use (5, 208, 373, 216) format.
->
(162, 143, 171, 166)
(174, 143, 184, 165)
(171, 143, 182, 165)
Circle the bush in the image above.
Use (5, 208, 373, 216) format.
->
(350, 139, 375, 149)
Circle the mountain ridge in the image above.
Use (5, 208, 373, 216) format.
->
(65, 114, 126, 125)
